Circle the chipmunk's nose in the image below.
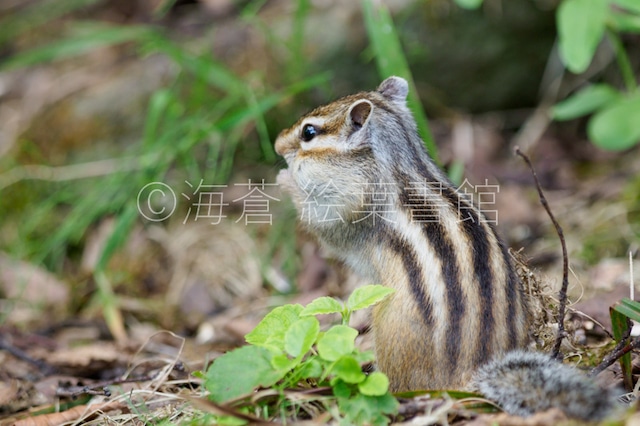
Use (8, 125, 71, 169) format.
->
(274, 128, 298, 156)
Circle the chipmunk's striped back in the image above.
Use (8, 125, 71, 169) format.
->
(275, 76, 530, 391)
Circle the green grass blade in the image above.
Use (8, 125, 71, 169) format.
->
(613, 297, 640, 322)
(146, 36, 245, 94)
(290, 0, 311, 78)
(245, 89, 276, 163)
(92, 205, 138, 343)
(362, 0, 438, 164)
(1, 22, 155, 70)
(613, 303, 640, 320)
(610, 304, 633, 390)
(94, 270, 126, 343)
(143, 89, 175, 148)
(215, 73, 330, 131)
(620, 297, 640, 318)
(0, 0, 103, 46)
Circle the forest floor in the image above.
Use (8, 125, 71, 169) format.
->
(1, 1, 639, 425)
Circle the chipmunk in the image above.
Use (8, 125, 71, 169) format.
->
(274, 76, 616, 420)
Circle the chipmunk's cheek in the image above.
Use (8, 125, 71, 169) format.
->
(277, 156, 306, 198)
(276, 168, 304, 206)
(277, 157, 298, 186)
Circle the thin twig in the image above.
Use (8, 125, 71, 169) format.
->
(0, 337, 56, 375)
(590, 329, 638, 378)
(515, 147, 569, 360)
(56, 374, 158, 398)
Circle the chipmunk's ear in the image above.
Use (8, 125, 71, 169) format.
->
(377, 76, 409, 104)
(348, 99, 373, 129)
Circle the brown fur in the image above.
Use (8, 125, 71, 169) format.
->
(275, 77, 530, 392)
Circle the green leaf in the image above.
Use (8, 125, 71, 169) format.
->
(621, 298, 640, 310)
(245, 304, 303, 351)
(317, 325, 358, 362)
(358, 372, 390, 396)
(613, 0, 640, 14)
(337, 392, 398, 426)
(552, 84, 621, 121)
(301, 296, 344, 316)
(213, 415, 248, 426)
(557, 0, 608, 73)
(270, 352, 301, 372)
(332, 356, 366, 384)
(205, 345, 285, 403)
(454, 0, 483, 9)
(284, 317, 320, 358)
(353, 350, 377, 364)
(332, 378, 353, 399)
(610, 11, 640, 33)
(612, 297, 640, 322)
(373, 392, 401, 415)
(347, 285, 395, 312)
(610, 304, 633, 390)
(299, 358, 323, 379)
(587, 94, 640, 151)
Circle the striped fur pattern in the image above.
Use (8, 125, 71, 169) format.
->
(275, 77, 530, 392)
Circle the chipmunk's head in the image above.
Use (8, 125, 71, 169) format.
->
(275, 76, 409, 160)
(275, 76, 411, 224)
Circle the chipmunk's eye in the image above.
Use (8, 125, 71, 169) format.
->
(301, 124, 317, 142)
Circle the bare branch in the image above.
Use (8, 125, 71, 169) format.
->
(590, 327, 637, 378)
(515, 147, 569, 360)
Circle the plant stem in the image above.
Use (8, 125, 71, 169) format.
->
(607, 29, 637, 93)
(343, 309, 351, 326)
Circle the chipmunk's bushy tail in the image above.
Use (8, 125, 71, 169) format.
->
(472, 350, 617, 421)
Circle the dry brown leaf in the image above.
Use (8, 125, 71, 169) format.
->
(0, 379, 19, 405)
(44, 342, 127, 369)
(0, 254, 69, 326)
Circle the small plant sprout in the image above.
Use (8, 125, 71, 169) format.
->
(300, 284, 395, 325)
(204, 285, 397, 425)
